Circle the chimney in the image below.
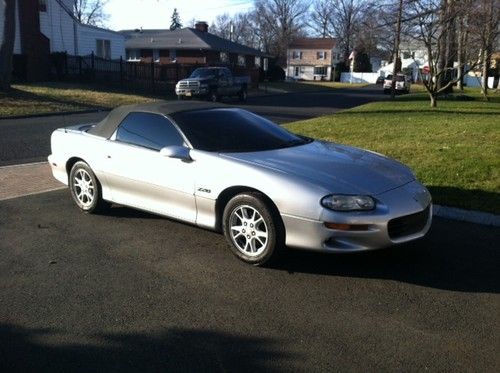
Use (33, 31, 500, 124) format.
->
(195, 21, 208, 33)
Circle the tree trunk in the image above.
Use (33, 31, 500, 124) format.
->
(430, 93, 437, 108)
(0, 0, 16, 92)
(390, 0, 403, 99)
(481, 48, 490, 99)
(456, 16, 464, 90)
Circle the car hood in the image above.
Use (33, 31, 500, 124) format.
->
(222, 141, 414, 195)
(180, 77, 214, 83)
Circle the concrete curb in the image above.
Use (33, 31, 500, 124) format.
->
(0, 108, 110, 121)
(433, 205, 500, 227)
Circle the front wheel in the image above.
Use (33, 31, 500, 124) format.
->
(222, 193, 284, 266)
(69, 161, 108, 214)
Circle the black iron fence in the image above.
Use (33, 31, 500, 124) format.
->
(50, 52, 260, 94)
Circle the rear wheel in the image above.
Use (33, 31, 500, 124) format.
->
(238, 89, 248, 102)
(69, 161, 108, 214)
(223, 193, 284, 266)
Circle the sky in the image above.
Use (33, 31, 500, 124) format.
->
(104, 0, 254, 31)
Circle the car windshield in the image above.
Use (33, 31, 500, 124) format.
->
(171, 108, 312, 152)
(189, 68, 217, 79)
(386, 74, 405, 82)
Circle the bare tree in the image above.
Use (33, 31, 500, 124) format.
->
(390, 0, 404, 99)
(471, 0, 499, 97)
(309, 0, 334, 37)
(406, 0, 481, 107)
(253, 0, 310, 59)
(328, 0, 365, 60)
(211, 13, 232, 40)
(0, 0, 16, 92)
(73, 0, 109, 27)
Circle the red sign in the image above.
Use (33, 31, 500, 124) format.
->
(422, 66, 430, 74)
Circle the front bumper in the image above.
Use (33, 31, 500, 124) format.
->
(175, 87, 208, 96)
(282, 181, 432, 253)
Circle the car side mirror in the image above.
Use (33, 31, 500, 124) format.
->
(160, 145, 192, 161)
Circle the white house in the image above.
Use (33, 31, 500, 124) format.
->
(0, 0, 124, 80)
(377, 42, 428, 82)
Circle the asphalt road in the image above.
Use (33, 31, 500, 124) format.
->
(0, 86, 383, 166)
(0, 190, 499, 372)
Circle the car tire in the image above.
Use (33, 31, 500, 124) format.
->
(69, 161, 108, 214)
(238, 89, 247, 102)
(208, 90, 219, 102)
(222, 193, 285, 266)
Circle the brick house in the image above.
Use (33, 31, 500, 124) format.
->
(0, 0, 125, 81)
(121, 22, 270, 69)
(286, 38, 340, 81)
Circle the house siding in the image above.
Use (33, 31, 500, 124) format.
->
(39, 0, 76, 53)
(77, 24, 125, 59)
(286, 48, 338, 80)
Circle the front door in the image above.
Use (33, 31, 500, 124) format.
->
(102, 112, 197, 222)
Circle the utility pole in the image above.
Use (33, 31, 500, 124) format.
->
(391, 0, 404, 99)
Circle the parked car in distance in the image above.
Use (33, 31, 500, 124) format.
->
(48, 101, 432, 266)
(175, 67, 249, 102)
(383, 74, 411, 94)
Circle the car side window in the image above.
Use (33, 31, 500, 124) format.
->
(115, 112, 185, 151)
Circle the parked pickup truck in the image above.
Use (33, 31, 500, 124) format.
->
(175, 67, 250, 102)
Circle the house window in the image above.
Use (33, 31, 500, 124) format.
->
(294, 66, 299, 77)
(220, 52, 229, 63)
(317, 51, 327, 60)
(292, 50, 302, 59)
(126, 49, 140, 61)
(153, 49, 160, 63)
(39, 0, 47, 12)
(169, 49, 177, 61)
(96, 39, 111, 59)
(314, 66, 327, 76)
(255, 57, 261, 68)
(238, 55, 246, 67)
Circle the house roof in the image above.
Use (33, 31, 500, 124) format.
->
(120, 28, 270, 57)
(288, 38, 336, 50)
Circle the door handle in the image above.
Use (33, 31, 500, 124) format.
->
(107, 155, 112, 159)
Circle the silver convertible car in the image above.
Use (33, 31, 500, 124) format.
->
(48, 101, 432, 265)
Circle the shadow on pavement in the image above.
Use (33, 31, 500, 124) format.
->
(0, 323, 293, 373)
(92, 200, 499, 295)
(272, 217, 499, 294)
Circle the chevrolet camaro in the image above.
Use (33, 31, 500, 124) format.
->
(48, 101, 432, 265)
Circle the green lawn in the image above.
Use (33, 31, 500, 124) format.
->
(0, 82, 160, 118)
(285, 92, 500, 213)
(261, 81, 368, 92)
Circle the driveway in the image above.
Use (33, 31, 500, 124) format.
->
(0, 190, 498, 372)
(0, 86, 384, 166)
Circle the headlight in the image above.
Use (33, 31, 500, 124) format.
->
(321, 195, 375, 211)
